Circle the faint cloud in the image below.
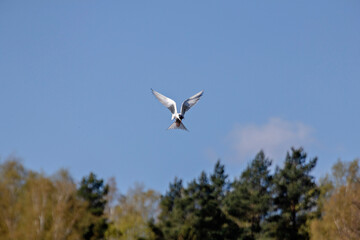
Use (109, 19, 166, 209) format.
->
(204, 148, 221, 164)
(229, 118, 315, 163)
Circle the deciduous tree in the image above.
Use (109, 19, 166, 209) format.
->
(310, 159, 360, 240)
(107, 183, 160, 240)
(0, 158, 87, 240)
(0, 158, 27, 240)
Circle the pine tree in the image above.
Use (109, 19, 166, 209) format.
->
(152, 161, 240, 240)
(78, 172, 109, 240)
(155, 177, 183, 239)
(189, 169, 236, 240)
(270, 148, 319, 240)
(225, 151, 273, 240)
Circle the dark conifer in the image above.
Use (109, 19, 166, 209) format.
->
(225, 151, 273, 240)
(270, 148, 319, 240)
(78, 172, 109, 240)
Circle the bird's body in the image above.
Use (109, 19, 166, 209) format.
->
(151, 89, 204, 131)
(175, 118, 181, 127)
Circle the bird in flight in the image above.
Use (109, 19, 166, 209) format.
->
(151, 89, 204, 131)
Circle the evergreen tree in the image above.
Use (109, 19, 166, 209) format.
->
(155, 177, 183, 239)
(186, 170, 235, 240)
(78, 172, 109, 240)
(210, 160, 230, 201)
(152, 161, 240, 240)
(225, 151, 273, 240)
(270, 148, 319, 240)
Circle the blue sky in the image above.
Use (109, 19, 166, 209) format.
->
(1, 1, 359, 193)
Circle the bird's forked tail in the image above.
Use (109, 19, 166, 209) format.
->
(168, 121, 188, 131)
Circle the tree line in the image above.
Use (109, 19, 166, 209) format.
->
(0, 148, 359, 240)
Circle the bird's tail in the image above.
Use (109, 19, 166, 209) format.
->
(168, 121, 188, 131)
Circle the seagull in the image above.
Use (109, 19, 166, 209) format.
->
(151, 89, 204, 131)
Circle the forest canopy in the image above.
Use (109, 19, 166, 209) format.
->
(0, 148, 359, 240)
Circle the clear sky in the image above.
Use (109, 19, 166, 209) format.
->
(1, 1, 359, 193)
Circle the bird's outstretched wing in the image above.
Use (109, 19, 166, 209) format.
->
(151, 89, 177, 114)
(180, 90, 204, 116)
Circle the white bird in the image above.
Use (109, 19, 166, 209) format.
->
(151, 89, 204, 131)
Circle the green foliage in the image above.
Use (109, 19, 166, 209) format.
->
(152, 160, 240, 240)
(155, 177, 183, 239)
(106, 183, 160, 240)
(225, 151, 273, 240)
(78, 172, 109, 240)
(6, 149, 358, 240)
(0, 158, 87, 240)
(270, 148, 319, 240)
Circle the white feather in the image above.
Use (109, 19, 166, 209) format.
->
(180, 90, 204, 116)
(151, 89, 177, 116)
(151, 89, 204, 131)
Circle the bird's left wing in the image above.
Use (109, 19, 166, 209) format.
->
(151, 89, 177, 114)
(180, 90, 204, 116)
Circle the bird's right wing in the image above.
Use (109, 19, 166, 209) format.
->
(180, 90, 204, 116)
(151, 89, 177, 114)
